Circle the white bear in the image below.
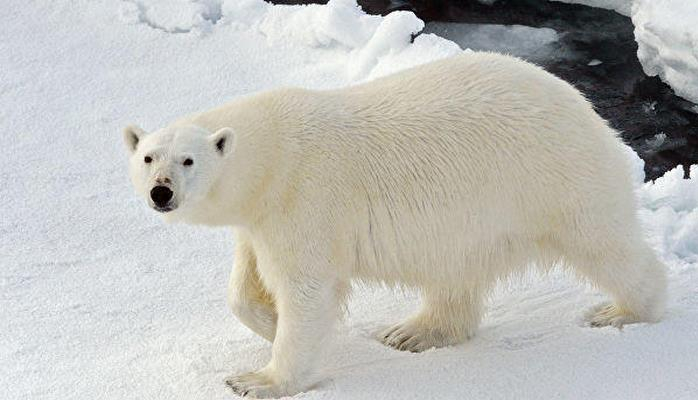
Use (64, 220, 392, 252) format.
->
(123, 52, 667, 398)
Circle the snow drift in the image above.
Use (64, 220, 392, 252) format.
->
(632, 0, 698, 104)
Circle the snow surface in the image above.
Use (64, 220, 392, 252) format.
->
(2, 0, 698, 399)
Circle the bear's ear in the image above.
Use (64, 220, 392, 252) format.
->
(209, 127, 235, 156)
(123, 125, 148, 154)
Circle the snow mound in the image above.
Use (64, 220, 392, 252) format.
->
(364, 32, 463, 80)
(632, 0, 698, 104)
(120, 0, 462, 81)
(252, 0, 460, 81)
(120, 0, 223, 33)
(347, 11, 424, 79)
(623, 146, 698, 264)
(623, 142, 647, 186)
(220, 0, 270, 28)
(639, 165, 698, 264)
(257, 0, 380, 49)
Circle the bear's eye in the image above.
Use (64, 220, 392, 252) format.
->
(144, 156, 152, 164)
(183, 158, 193, 166)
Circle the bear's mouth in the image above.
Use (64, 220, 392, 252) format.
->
(153, 205, 176, 213)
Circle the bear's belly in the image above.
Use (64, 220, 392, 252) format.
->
(349, 204, 554, 288)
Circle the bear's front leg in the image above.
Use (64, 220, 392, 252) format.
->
(228, 231, 277, 342)
(226, 263, 340, 398)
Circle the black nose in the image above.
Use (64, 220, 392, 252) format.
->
(150, 186, 173, 207)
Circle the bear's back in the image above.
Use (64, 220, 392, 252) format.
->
(310, 53, 632, 216)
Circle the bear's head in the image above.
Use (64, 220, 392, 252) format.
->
(123, 123, 234, 219)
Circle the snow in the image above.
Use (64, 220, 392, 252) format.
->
(639, 164, 698, 264)
(2, 0, 698, 399)
(632, 0, 698, 104)
(255, 0, 459, 81)
(120, 0, 224, 33)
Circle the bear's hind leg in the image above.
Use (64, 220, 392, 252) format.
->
(567, 241, 667, 328)
(381, 286, 483, 352)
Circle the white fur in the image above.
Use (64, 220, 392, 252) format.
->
(124, 52, 667, 398)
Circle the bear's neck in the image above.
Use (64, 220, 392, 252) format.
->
(179, 90, 309, 229)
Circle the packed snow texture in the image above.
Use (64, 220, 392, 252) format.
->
(632, 0, 698, 104)
(2, 0, 698, 399)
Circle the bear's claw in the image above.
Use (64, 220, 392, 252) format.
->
(585, 303, 640, 328)
(225, 370, 286, 399)
(380, 319, 457, 353)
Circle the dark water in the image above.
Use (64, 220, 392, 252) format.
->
(273, 0, 698, 180)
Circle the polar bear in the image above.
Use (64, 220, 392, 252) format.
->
(123, 52, 666, 398)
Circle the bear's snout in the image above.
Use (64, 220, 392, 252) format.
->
(150, 185, 174, 210)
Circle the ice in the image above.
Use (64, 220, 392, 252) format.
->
(3, 0, 698, 399)
(551, 0, 632, 16)
(425, 23, 560, 63)
(478, 0, 631, 15)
